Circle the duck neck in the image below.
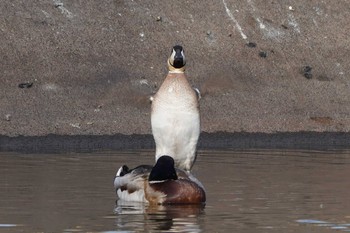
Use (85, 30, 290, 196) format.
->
(167, 59, 185, 73)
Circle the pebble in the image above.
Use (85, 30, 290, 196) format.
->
(281, 24, 288, 29)
(246, 42, 257, 48)
(70, 123, 81, 129)
(18, 82, 33, 88)
(303, 66, 313, 79)
(259, 51, 267, 58)
(5, 114, 11, 121)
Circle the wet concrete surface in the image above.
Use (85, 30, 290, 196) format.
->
(2, 132, 350, 153)
(1, 1, 350, 138)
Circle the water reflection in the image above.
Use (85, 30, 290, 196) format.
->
(114, 201, 205, 232)
(297, 219, 350, 231)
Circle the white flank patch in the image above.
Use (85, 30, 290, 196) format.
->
(117, 189, 148, 203)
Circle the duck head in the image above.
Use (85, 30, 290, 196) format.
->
(149, 155, 178, 183)
(167, 45, 186, 72)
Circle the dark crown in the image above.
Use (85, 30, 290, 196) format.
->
(149, 155, 178, 182)
(169, 45, 185, 69)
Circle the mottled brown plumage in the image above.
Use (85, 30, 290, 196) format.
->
(148, 179, 206, 204)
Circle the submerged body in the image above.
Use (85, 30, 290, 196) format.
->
(114, 156, 206, 205)
(151, 45, 200, 171)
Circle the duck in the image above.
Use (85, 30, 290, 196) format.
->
(150, 45, 201, 171)
(114, 155, 206, 205)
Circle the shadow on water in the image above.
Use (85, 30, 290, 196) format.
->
(1, 149, 350, 232)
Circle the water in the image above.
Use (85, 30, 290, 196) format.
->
(1, 149, 350, 233)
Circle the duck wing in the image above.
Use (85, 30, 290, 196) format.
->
(114, 165, 152, 191)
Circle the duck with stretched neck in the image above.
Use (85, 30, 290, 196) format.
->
(151, 45, 201, 172)
(114, 155, 206, 205)
(167, 45, 186, 72)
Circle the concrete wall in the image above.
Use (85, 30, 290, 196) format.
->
(1, 0, 349, 136)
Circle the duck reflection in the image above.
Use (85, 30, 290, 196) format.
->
(114, 201, 205, 232)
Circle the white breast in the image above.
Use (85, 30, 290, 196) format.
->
(151, 74, 200, 171)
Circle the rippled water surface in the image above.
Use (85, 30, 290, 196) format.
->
(1, 149, 350, 232)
